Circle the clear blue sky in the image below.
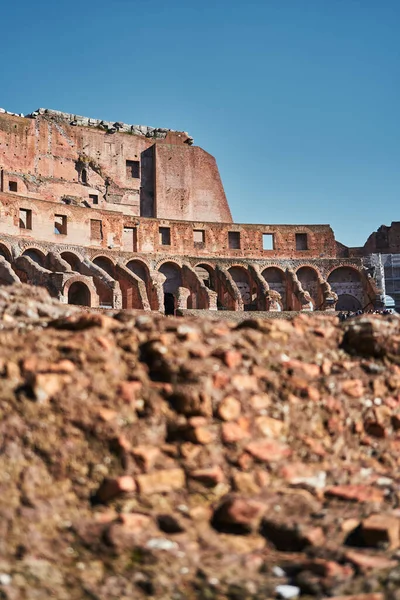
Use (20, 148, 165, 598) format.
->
(1, 0, 399, 246)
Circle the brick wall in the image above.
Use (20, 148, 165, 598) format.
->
(0, 111, 231, 223)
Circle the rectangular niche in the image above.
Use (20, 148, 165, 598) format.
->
(228, 231, 241, 249)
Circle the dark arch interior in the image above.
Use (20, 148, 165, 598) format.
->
(195, 264, 215, 290)
(68, 282, 90, 306)
(336, 294, 362, 311)
(22, 249, 45, 266)
(126, 260, 148, 281)
(61, 252, 81, 272)
(0, 245, 11, 262)
(93, 256, 115, 278)
(159, 262, 182, 294)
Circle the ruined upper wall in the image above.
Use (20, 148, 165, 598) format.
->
(362, 222, 400, 255)
(0, 109, 232, 223)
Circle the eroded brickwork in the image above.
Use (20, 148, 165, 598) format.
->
(0, 107, 384, 313)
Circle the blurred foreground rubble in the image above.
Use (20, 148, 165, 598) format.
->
(0, 285, 399, 599)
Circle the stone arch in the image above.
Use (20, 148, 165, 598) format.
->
(158, 262, 182, 292)
(126, 259, 150, 281)
(296, 266, 320, 306)
(67, 282, 91, 306)
(262, 266, 286, 309)
(327, 265, 362, 281)
(195, 263, 216, 291)
(328, 266, 364, 309)
(336, 294, 362, 311)
(93, 255, 116, 278)
(158, 261, 183, 315)
(155, 257, 183, 270)
(60, 251, 82, 272)
(22, 248, 46, 266)
(63, 276, 97, 307)
(0, 243, 12, 262)
(228, 265, 254, 308)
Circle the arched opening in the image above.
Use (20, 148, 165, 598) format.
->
(81, 168, 88, 184)
(93, 256, 115, 278)
(0, 245, 11, 262)
(159, 262, 182, 315)
(195, 264, 215, 290)
(262, 267, 286, 309)
(22, 249, 45, 266)
(228, 266, 255, 310)
(68, 282, 91, 306)
(61, 252, 81, 272)
(126, 260, 149, 281)
(336, 294, 362, 311)
(328, 267, 364, 309)
(296, 267, 320, 306)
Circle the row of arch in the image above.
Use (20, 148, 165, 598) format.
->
(0, 241, 367, 312)
(195, 263, 365, 312)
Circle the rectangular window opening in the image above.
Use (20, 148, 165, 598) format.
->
(228, 231, 241, 250)
(89, 194, 99, 205)
(126, 160, 140, 179)
(54, 214, 67, 235)
(193, 229, 205, 244)
(123, 226, 137, 252)
(19, 208, 32, 230)
(90, 219, 103, 241)
(295, 233, 308, 251)
(9, 181, 17, 192)
(159, 227, 171, 246)
(263, 233, 274, 250)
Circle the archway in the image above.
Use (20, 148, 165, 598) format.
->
(296, 267, 320, 306)
(228, 266, 255, 310)
(158, 262, 182, 315)
(336, 294, 362, 311)
(68, 282, 91, 306)
(195, 264, 215, 290)
(262, 267, 286, 309)
(22, 249, 45, 266)
(328, 267, 364, 308)
(126, 260, 149, 281)
(61, 252, 81, 272)
(0, 244, 12, 262)
(93, 256, 115, 278)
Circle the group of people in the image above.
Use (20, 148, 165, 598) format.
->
(338, 308, 395, 322)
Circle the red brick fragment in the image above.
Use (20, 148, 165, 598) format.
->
(246, 439, 291, 463)
(96, 476, 136, 503)
(325, 485, 384, 504)
(189, 465, 225, 487)
(213, 497, 265, 532)
(222, 350, 242, 369)
(344, 550, 398, 571)
(221, 421, 249, 444)
(136, 468, 185, 495)
(341, 379, 364, 398)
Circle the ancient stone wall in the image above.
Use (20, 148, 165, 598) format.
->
(362, 221, 400, 255)
(0, 190, 336, 259)
(0, 107, 387, 315)
(0, 109, 231, 223)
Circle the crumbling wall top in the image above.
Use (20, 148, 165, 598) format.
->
(0, 107, 194, 145)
